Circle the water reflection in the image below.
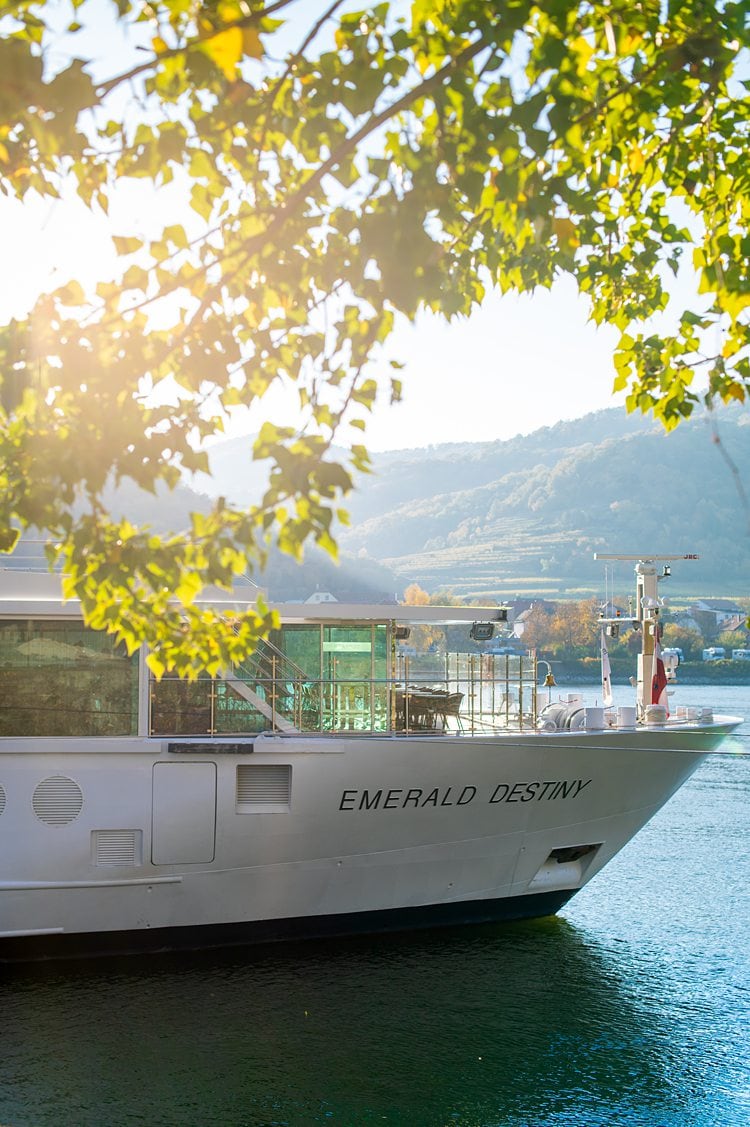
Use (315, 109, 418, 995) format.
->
(2, 918, 701, 1127)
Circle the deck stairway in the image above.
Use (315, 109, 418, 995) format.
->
(217, 637, 308, 733)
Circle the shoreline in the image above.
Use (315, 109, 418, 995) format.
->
(546, 659, 750, 686)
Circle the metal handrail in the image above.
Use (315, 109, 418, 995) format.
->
(149, 653, 539, 737)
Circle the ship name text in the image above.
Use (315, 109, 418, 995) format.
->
(338, 778, 592, 811)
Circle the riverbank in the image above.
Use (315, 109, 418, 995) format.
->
(548, 657, 750, 685)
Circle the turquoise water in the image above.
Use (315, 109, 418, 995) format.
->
(2, 685, 748, 1127)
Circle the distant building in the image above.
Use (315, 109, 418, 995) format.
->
(513, 600, 556, 639)
(673, 611, 704, 635)
(304, 591, 339, 604)
(691, 598, 744, 620)
(689, 600, 745, 636)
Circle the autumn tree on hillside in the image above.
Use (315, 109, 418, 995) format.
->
(403, 584, 431, 607)
(661, 623, 705, 660)
(519, 598, 602, 656)
(401, 582, 444, 651)
(515, 603, 556, 652)
(1, 0, 748, 671)
(548, 599, 601, 655)
(715, 627, 750, 652)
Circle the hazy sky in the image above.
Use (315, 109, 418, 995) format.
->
(363, 283, 624, 450)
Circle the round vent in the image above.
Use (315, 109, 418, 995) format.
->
(32, 776, 83, 825)
(0, 784, 5, 816)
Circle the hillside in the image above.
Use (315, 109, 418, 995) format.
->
(23, 408, 742, 601)
(196, 406, 750, 599)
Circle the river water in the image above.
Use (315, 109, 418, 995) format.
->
(2, 685, 749, 1127)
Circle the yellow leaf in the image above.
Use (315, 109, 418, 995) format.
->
(553, 217, 579, 250)
(572, 35, 594, 65)
(724, 381, 747, 403)
(152, 35, 169, 55)
(203, 26, 243, 80)
(146, 651, 166, 680)
(622, 30, 644, 53)
(175, 573, 202, 605)
(628, 147, 645, 174)
(242, 27, 263, 59)
(721, 291, 750, 321)
(217, 0, 242, 20)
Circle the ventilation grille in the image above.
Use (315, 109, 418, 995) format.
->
(236, 764, 291, 812)
(32, 776, 83, 825)
(0, 784, 5, 816)
(92, 829, 142, 867)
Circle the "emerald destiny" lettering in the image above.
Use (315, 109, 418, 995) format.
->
(338, 779, 592, 812)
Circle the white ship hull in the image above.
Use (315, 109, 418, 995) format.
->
(0, 721, 738, 960)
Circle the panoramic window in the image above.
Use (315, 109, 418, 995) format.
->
(148, 622, 391, 735)
(0, 618, 139, 737)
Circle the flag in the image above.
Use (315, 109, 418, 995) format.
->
(600, 629, 613, 707)
(652, 634, 669, 713)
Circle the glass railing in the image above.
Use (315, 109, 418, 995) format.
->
(149, 652, 538, 737)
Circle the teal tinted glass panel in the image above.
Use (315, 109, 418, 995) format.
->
(320, 625, 389, 732)
(373, 624, 388, 731)
(271, 625, 321, 679)
(323, 626, 372, 680)
(0, 619, 138, 737)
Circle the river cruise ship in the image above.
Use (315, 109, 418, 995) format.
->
(0, 555, 741, 960)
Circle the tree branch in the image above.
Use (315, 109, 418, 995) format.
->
(96, 0, 301, 96)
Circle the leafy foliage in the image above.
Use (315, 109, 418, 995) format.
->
(1, 0, 748, 668)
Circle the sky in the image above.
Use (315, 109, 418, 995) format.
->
(363, 283, 624, 450)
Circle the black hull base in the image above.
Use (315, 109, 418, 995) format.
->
(0, 888, 578, 963)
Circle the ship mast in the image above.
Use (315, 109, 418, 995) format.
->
(594, 554, 699, 717)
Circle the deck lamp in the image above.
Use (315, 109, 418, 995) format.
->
(470, 622, 494, 642)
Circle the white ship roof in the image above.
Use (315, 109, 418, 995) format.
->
(0, 569, 504, 624)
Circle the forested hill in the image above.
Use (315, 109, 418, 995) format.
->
(344, 407, 750, 598)
(197, 406, 750, 600)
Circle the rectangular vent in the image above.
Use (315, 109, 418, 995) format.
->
(236, 764, 291, 813)
(91, 829, 143, 867)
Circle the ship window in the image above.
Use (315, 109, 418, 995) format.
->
(148, 623, 390, 736)
(0, 618, 138, 737)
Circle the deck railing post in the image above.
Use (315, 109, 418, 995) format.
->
(209, 679, 216, 735)
(271, 655, 277, 731)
